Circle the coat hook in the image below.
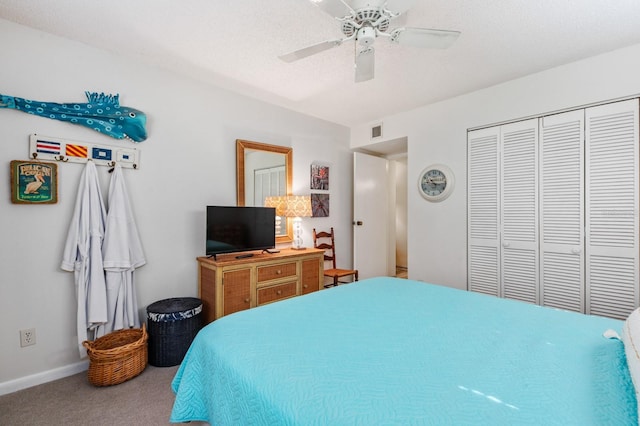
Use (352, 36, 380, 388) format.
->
(54, 155, 68, 162)
(31, 152, 38, 159)
(133, 163, 138, 170)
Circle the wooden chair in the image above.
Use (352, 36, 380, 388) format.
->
(312, 227, 359, 288)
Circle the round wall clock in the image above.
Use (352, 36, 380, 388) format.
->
(418, 164, 455, 202)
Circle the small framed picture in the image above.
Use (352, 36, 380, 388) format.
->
(310, 164, 329, 191)
(311, 193, 330, 217)
(10, 160, 58, 204)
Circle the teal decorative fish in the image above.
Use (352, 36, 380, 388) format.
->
(0, 92, 147, 142)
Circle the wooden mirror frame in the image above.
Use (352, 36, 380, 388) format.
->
(236, 139, 293, 243)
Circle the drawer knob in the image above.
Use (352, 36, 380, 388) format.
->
(244, 298, 250, 303)
(276, 290, 282, 295)
(276, 269, 282, 274)
(303, 284, 308, 289)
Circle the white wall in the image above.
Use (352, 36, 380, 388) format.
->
(0, 19, 351, 390)
(352, 42, 640, 290)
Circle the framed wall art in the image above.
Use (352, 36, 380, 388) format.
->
(10, 160, 58, 204)
(311, 193, 330, 217)
(310, 164, 329, 191)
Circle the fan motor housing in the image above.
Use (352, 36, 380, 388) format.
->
(341, 7, 390, 37)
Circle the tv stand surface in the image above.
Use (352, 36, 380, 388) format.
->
(197, 248, 325, 323)
(235, 253, 254, 259)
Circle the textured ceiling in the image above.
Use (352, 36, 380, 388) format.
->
(2, 0, 640, 127)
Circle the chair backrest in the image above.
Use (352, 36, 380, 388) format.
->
(312, 227, 337, 270)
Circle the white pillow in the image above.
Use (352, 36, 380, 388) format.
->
(622, 308, 640, 424)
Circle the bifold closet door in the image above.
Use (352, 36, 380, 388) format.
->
(467, 119, 539, 301)
(468, 126, 500, 296)
(586, 99, 639, 319)
(500, 119, 539, 303)
(539, 110, 585, 312)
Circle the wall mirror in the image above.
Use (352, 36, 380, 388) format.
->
(236, 139, 293, 243)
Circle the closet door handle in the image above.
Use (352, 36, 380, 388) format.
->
(571, 248, 582, 254)
(502, 242, 510, 248)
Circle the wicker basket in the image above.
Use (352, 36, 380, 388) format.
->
(82, 324, 148, 386)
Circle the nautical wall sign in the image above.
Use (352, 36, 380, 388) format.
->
(10, 160, 58, 204)
(29, 134, 140, 169)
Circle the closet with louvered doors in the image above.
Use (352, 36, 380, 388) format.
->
(467, 119, 539, 303)
(468, 98, 639, 319)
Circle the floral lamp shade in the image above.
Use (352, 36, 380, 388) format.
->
(283, 195, 312, 218)
(264, 195, 287, 216)
(283, 195, 311, 250)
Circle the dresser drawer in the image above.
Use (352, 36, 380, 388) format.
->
(257, 281, 297, 305)
(257, 262, 297, 283)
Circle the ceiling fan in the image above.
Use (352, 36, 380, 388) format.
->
(279, 0, 460, 82)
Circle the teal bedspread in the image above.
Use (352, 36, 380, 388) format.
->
(171, 277, 636, 425)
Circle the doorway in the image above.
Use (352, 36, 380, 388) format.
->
(353, 137, 408, 279)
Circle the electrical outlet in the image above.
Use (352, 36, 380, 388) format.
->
(20, 328, 36, 347)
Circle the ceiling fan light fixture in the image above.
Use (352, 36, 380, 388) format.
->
(357, 26, 376, 46)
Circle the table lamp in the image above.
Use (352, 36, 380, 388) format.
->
(283, 195, 312, 250)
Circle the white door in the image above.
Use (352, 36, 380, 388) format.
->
(353, 152, 389, 279)
(468, 126, 501, 296)
(468, 119, 539, 302)
(585, 99, 639, 319)
(500, 119, 539, 304)
(539, 110, 585, 312)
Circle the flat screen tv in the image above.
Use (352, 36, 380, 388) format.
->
(206, 206, 276, 258)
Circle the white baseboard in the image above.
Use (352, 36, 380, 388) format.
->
(0, 360, 89, 396)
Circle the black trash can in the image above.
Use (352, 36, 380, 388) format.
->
(146, 297, 203, 367)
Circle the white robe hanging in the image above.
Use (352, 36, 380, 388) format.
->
(60, 161, 107, 357)
(98, 163, 146, 336)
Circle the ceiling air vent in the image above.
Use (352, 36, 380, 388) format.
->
(371, 123, 383, 139)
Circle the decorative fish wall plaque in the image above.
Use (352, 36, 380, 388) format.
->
(0, 92, 147, 142)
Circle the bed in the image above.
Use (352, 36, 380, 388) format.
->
(171, 277, 638, 425)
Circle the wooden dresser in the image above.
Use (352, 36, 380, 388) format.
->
(197, 248, 325, 323)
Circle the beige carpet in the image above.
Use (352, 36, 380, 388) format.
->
(0, 365, 207, 425)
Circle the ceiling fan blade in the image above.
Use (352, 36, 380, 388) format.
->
(390, 27, 460, 49)
(390, 9, 408, 27)
(279, 39, 344, 63)
(355, 47, 375, 83)
(383, 0, 417, 14)
(309, 0, 353, 18)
